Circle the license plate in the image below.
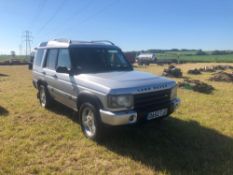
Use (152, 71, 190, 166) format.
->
(147, 108, 168, 120)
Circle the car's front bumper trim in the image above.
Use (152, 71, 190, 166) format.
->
(100, 109, 137, 126)
(100, 98, 180, 126)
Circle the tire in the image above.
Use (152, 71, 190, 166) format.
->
(38, 85, 53, 108)
(28, 63, 32, 70)
(79, 102, 103, 140)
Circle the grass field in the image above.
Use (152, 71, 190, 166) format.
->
(157, 53, 233, 63)
(0, 64, 233, 175)
(0, 55, 26, 61)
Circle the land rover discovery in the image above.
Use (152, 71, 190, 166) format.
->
(32, 39, 180, 140)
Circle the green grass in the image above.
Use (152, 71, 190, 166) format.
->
(0, 64, 233, 174)
(157, 53, 233, 63)
(0, 55, 26, 61)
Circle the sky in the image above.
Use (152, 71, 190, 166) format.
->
(0, 0, 233, 54)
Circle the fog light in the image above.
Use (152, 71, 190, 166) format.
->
(129, 115, 137, 123)
(129, 115, 134, 122)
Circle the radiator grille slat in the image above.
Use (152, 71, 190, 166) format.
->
(134, 89, 171, 112)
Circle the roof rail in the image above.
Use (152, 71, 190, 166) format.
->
(71, 40, 92, 44)
(91, 40, 115, 46)
(53, 39, 71, 43)
(46, 39, 115, 46)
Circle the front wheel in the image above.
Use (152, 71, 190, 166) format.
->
(39, 85, 53, 108)
(79, 103, 103, 140)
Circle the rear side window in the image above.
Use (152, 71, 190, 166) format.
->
(57, 49, 71, 69)
(34, 49, 45, 66)
(45, 49, 58, 70)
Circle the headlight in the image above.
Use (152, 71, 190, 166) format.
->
(108, 95, 133, 108)
(170, 86, 177, 100)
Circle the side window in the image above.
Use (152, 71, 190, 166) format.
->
(34, 49, 44, 66)
(45, 49, 58, 70)
(57, 49, 71, 69)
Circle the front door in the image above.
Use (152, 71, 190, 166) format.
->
(55, 49, 77, 110)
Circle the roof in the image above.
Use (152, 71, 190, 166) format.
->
(38, 39, 118, 49)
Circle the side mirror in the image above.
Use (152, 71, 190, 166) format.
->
(56, 66, 69, 74)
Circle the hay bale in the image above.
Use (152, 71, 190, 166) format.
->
(188, 69, 202, 75)
(163, 65, 183, 78)
(213, 65, 226, 70)
(209, 72, 233, 82)
(199, 65, 233, 73)
(213, 65, 233, 71)
(178, 78, 214, 94)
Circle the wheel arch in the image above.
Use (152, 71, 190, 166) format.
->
(77, 91, 103, 111)
(37, 79, 48, 88)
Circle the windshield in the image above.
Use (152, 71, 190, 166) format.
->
(70, 47, 133, 74)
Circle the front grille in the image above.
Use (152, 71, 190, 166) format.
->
(134, 89, 171, 113)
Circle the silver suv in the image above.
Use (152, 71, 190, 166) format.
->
(32, 39, 180, 140)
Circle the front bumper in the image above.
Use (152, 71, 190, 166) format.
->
(100, 98, 180, 126)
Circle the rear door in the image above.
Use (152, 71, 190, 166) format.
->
(32, 49, 46, 83)
(43, 49, 59, 99)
